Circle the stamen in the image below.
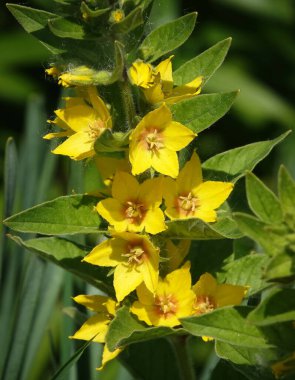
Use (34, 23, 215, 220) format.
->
(125, 201, 145, 224)
(154, 294, 177, 318)
(122, 245, 145, 265)
(193, 295, 215, 315)
(87, 119, 105, 139)
(145, 128, 164, 152)
(177, 192, 199, 216)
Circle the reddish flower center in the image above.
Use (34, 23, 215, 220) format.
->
(154, 294, 178, 318)
(193, 295, 216, 315)
(177, 192, 199, 216)
(122, 244, 145, 265)
(124, 201, 145, 224)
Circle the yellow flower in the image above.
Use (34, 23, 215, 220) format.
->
(129, 104, 196, 178)
(70, 294, 121, 369)
(163, 152, 233, 222)
(164, 239, 191, 272)
(130, 262, 195, 327)
(95, 154, 131, 188)
(45, 66, 61, 79)
(58, 66, 98, 87)
(96, 171, 166, 235)
(271, 352, 295, 379)
(192, 273, 248, 342)
(192, 273, 247, 316)
(129, 56, 203, 104)
(84, 232, 159, 302)
(44, 87, 112, 160)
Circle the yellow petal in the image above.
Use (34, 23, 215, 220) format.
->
(130, 301, 154, 326)
(70, 314, 109, 343)
(162, 176, 178, 207)
(193, 208, 217, 223)
(83, 238, 123, 267)
(170, 76, 203, 97)
(144, 208, 167, 235)
(162, 121, 196, 151)
(136, 282, 155, 305)
(140, 244, 159, 294)
(215, 284, 247, 308)
(128, 61, 155, 88)
(155, 56, 173, 94)
(55, 105, 96, 133)
(52, 131, 94, 160)
(96, 198, 127, 231)
(114, 264, 143, 302)
(151, 148, 179, 178)
(73, 294, 112, 312)
(88, 87, 112, 126)
(192, 273, 217, 298)
(43, 131, 72, 140)
(177, 152, 202, 193)
(112, 171, 139, 202)
(129, 142, 152, 176)
(194, 181, 234, 209)
(143, 82, 165, 104)
(97, 345, 122, 370)
(139, 176, 163, 206)
(165, 240, 191, 272)
(141, 103, 172, 129)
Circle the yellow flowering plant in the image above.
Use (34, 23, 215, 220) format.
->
(5, 0, 295, 379)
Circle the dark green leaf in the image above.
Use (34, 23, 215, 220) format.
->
(246, 172, 283, 224)
(48, 17, 87, 39)
(215, 340, 276, 366)
(181, 306, 270, 348)
(278, 166, 295, 218)
(8, 235, 114, 294)
(6, 4, 58, 33)
(106, 306, 182, 351)
(234, 213, 287, 256)
(170, 91, 238, 134)
(248, 288, 295, 326)
(4, 195, 102, 235)
(174, 37, 232, 86)
(217, 253, 270, 296)
(139, 12, 197, 62)
(203, 131, 290, 182)
(80, 2, 110, 18)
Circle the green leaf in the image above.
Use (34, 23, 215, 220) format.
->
(203, 131, 290, 182)
(174, 37, 232, 86)
(3, 194, 103, 235)
(106, 306, 181, 351)
(170, 91, 238, 134)
(233, 213, 287, 257)
(181, 306, 270, 348)
(217, 254, 270, 296)
(111, 6, 144, 34)
(139, 12, 197, 62)
(94, 130, 130, 153)
(48, 17, 87, 39)
(51, 336, 96, 380)
(278, 166, 295, 217)
(6, 4, 58, 33)
(80, 2, 110, 18)
(246, 172, 283, 224)
(265, 252, 295, 281)
(121, 338, 182, 380)
(8, 235, 114, 294)
(215, 341, 276, 366)
(248, 288, 295, 326)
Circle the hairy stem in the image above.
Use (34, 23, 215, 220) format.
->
(119, 71, 137, 131)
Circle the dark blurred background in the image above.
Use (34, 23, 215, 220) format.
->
(1, 0, 295, 202)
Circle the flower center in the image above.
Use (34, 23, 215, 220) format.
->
(125, 201, 145, 224)
(154, 294, 177, 318)
(122, 245, 145, 265)
(193, 295, 216, 315)
(145, 128, 164, 152)
(177, 192, 199, 216)
(87, 119, 105, 139)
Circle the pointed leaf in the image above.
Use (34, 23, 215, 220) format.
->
(3, 195, 103, 235)
(111, 6, 144, 34)
(170, 91, 238, 134)
(48, 17, 87, 39)
(80, 2, 110, 18)
(265, 252, 295, 281)
(203, 131, 290, 182)
(217, 253, 270, 296)
(139, 12, 197, 62)
(278, 166, 295, 216)
(8, 235, 113, 294)
(174, 37, 232, 86)
(246, 172, 283, 224)
(6, 4, 58, 33)
(181, 306, 270, 348)
(248, 288, 295, 326)
(106, 306, 182, 351)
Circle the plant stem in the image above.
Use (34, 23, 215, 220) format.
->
(168, 335, 196, 380)
(119, 71, 137, 131)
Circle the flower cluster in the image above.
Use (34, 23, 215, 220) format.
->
(45, 55, 246, 369)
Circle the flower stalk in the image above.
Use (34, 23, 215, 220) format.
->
(168, 335, 196, 380)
